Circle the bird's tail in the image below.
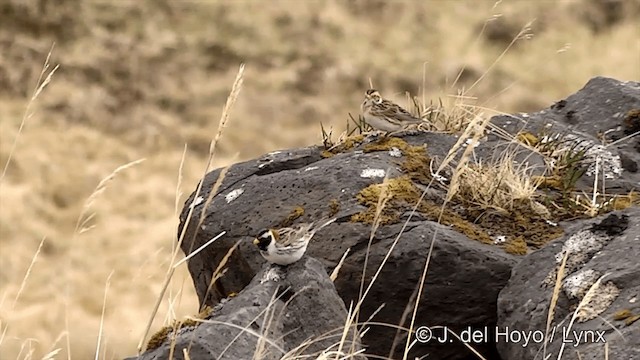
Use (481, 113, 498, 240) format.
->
(313, 217, 337, 232)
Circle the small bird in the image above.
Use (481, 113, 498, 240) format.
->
(361, 89, 424, 132)
(253, 218, 336, 265)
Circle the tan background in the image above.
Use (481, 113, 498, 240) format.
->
(1, 0, 638, 358)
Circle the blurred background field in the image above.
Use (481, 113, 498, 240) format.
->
(0, 0, 638, 358)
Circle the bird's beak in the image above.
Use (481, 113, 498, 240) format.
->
(253, 238, 260, 246)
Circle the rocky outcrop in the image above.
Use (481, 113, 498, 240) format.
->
(128, 257, 364, 360)
(176, 132, 520, 359)
(139, 76, 639, 360)
(490, 76, 640, 192)
(497, 208, 640, 360)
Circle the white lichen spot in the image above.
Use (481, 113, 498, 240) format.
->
(493, 235, 507, 244)
(576, 281, 620, 322)
(190, 196, 204, 208)
(563, 269, 600, 299)
(260, 267, 282, 284)
(630, 296, 637, 304)
(360, 168, 386, 178)
(554, 230, 609, 263)
(584, 144, 622, 179)
(388, 147, 403, 158)
(304, 166, 319, 172)
(225, 188, 244, 203)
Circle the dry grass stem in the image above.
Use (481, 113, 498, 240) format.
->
(1, 44, 59, 183)
(402, 113, 492, 360)
(10, 237, 46, 309)
(468, 20, 535, 93)
(138, 64, 244, 353)
(330, 248, 351, 282)
(201, 239, 242, 312)
(555, 274, 609, 360)
(172, 231, 227, 269)
(94, 271, 114, 360)
(543, 250, 568, 358)
(74, 159, 146, 235)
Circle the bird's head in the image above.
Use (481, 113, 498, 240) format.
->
(253, 229, 277, 251)
(363, 89, 383, 106)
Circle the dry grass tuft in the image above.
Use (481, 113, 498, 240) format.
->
(452, 151, 544, 215)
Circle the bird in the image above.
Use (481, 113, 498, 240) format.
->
(253, 218, 336, 265)
(361, 89, 424, 132)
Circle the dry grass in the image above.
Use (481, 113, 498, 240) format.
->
(452, 149, 544, 215)
(1, 0, 639, 359)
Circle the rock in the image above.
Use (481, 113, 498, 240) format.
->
(176, 76, 639, 360)
(128, 257, 364, 360)
(177, 132, 518, 359)
(490, 76, 640, 193)
(497, 207, 640, 360)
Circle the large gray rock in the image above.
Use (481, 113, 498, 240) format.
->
(175, 76, 639, 360)
(177, 131, 518, 359)
(490, 77, 640, 193)
(129, 257, 364, 360)
(497, 208, 640, 360)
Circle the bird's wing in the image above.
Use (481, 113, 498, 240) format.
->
(379, 100, 423, 124)
(276, 225, 311, 247)
(276, 219, 335, 247)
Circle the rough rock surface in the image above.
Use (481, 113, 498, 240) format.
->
(128, 257, 363, 360)
(178, 133, 518, 359)
(490, 76, 640, 192)
(174, 76, 639, 360)
(497, 207, 640, 360)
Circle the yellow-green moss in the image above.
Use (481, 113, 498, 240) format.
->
(623, 108, 640, 133)
(325, 134, 365, 156)
(612, 308, 640, 326)
(181, 318, 200, 328)
(146, 325, 172, 351)
(466, 201, 564, 250)
(321, 150, 334, 158)
(350, 175, 495, 245)
(279, 206, 305, 227)
(363, 137, 431, 184)
(417, 200, 494, 244)
(328, 198, 340, 218)
(351, 176, 419, 225)
(197, 305, 215, 319)
(613, 309, 633, 321)
(625, 314, 640, 326)
(146, 307, 215, 351)
(503, 236, 528, 255)
(516, 131, 540, 146)
(351, 137, 566, 252)
(533, 175, 564, 191)
(362, 136, 409, 153)
(447, 215, 494, 244)
(610, 192, 640, 211)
